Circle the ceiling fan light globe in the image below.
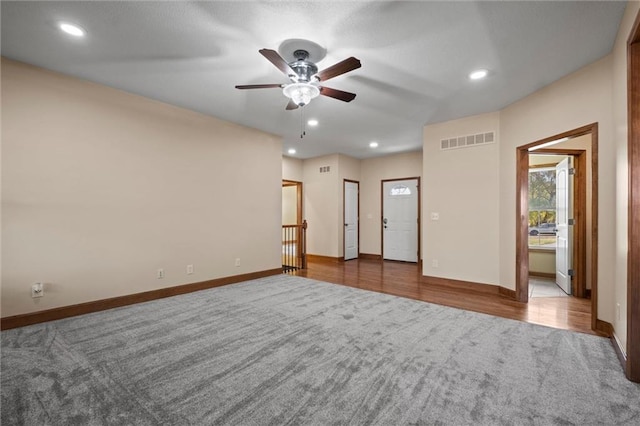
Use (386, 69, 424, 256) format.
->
(293, 91, 310, 107)
(283, 83, 320, 107)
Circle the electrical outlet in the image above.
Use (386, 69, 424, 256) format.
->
(431, 212, 440, 221)
(31, 282, 44, 298)
(186, 264, 194, 275)
(432, 259, 439, 268)
(235, 258, 241, 267)
(157, 268, 164, 279)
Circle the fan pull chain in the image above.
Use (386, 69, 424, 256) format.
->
(300, 107, 306, 139)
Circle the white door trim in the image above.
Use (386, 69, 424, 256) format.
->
(344, 180, 359, 261)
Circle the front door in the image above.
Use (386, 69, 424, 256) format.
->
(344, 180, 359, 260)
(382, 178, 418, 262)
(555, 157, 573, 294)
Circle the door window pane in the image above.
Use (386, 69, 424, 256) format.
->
(390, 185, 411, 196)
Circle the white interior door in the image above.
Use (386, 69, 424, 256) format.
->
(344, 180, 359, 260)
(383, 179, 418, 262)
(556, 157, 573, 295)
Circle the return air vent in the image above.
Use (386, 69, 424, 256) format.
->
(440, 131, 496, 151)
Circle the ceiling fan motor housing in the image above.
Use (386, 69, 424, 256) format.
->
(289, 50, 318, 82)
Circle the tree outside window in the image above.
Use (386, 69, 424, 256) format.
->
(529, 168, 557, 248)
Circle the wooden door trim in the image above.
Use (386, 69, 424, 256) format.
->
(516, 149, 529, 303)
(343, 179, 360, 261)
(573, 151, 588, 298)
(626, 8, 640, 382)
(515, 123, 598, 333)
(380, 177, 421, 261)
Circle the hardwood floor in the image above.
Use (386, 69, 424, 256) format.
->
(294, 258, 598, 336)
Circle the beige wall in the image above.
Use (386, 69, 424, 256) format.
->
(529, 251, 555, 275)
(1, 59, 283, 318)
(423, 112, 501, 284)
(302, 154, 340, 257)
(282, 155, 303, 182)
(300, 153, 361, 258)
(612, 1, 640, 352)
(529, 154, 566, 167)
(360, 151, 422, 256)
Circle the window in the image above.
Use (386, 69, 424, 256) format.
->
(390, 185, 411, 196)
(529, 167, 557, 249)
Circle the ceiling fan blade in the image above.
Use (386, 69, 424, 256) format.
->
(285, 99, 299, 110)
(259, 49, 298, 80)
(319, 86, 357, 102)
(315, 57, 361, 82)
(235, 84, 284, 89)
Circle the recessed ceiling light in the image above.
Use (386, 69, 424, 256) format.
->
(59, 22, 86, 37)
(307, 119, 318, 126)
(469, 69, 488, 80)
(369, 141, 379, 148)
(288, 148, 296, 155)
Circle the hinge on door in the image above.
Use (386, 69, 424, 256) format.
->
(568, 218, 575, 225)
(569, 168, 575, 175)
(568, 269, 575, 277)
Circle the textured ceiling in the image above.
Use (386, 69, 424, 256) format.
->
(0, 1, 627, 159)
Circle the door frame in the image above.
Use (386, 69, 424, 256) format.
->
(515, 124, 598, 328)
(343, 179, 360, 261)
(626, 8, 640, 382)
(380, 177, 421, 262)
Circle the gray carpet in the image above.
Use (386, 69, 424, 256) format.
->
(2, 275, 639, 425)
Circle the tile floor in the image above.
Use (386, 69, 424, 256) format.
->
(529, 276, 569, 298)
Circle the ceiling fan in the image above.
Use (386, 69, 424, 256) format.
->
(235, 48, 361, 110)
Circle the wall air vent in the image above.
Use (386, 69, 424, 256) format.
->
(319, 166, 331, 173)
(440, 131, 496, 151)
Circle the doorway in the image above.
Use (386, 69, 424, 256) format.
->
(527, 152, 588, 298)
(282, 180, 303, 226)
(516, 123, 598, 329)
(343, 180, 359, 261)
(282, 180, 304, 271)
(381, 178, 420, 262)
